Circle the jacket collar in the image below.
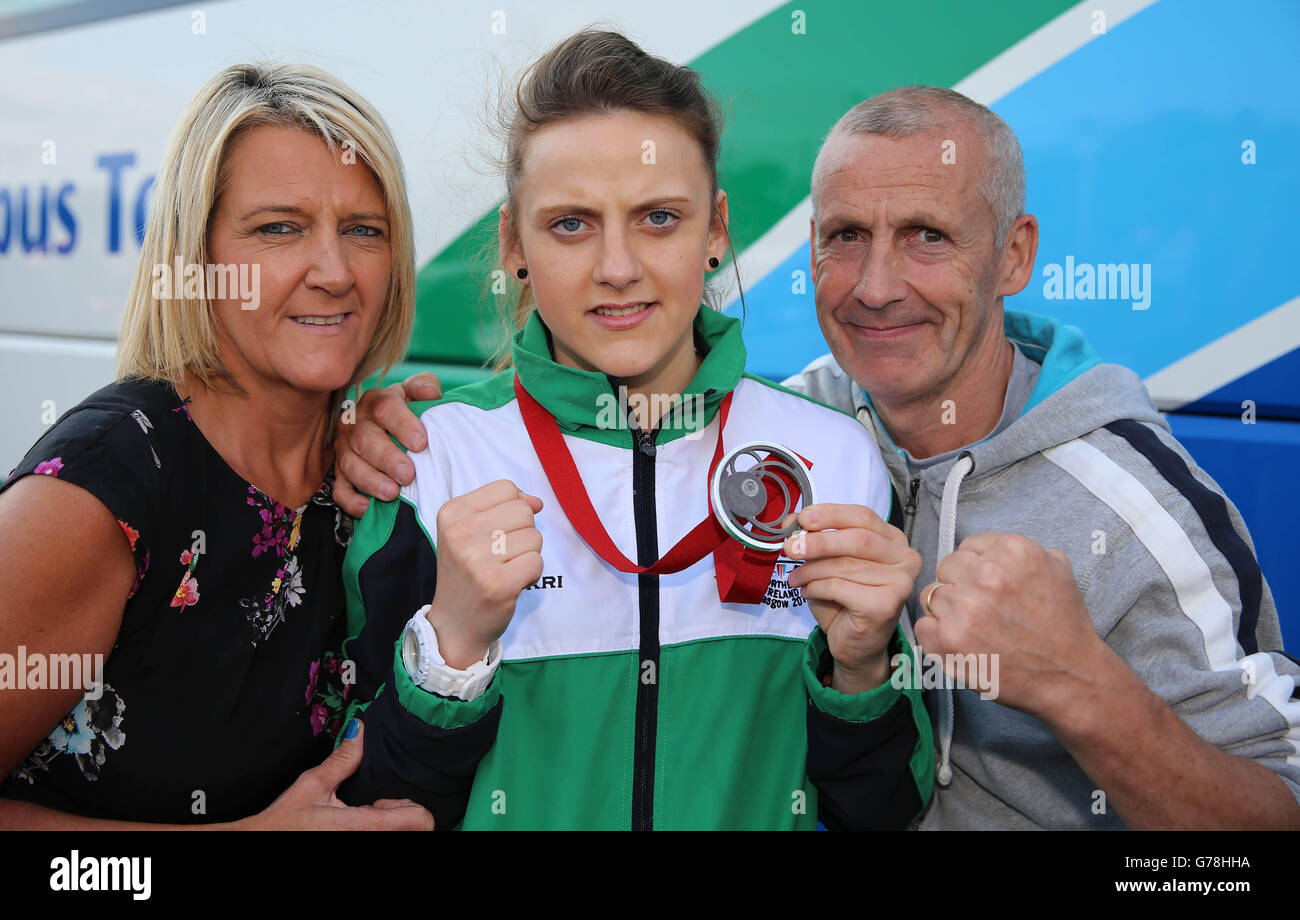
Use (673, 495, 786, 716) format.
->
(512, 304, 746, 446)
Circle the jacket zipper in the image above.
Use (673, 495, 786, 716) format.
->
(903, 477, 920, 545)
(630, 416, 660, 831)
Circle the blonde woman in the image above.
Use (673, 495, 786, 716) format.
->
(0, 63, 430, 829)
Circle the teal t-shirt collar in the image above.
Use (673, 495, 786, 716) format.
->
(855, 308, 1102, 456)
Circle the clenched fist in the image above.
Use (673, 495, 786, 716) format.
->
(427, 480, 544, 669)
(912, 531, 1101, 720)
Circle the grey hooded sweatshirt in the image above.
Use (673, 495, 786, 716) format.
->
(784, 308, 1300, 829)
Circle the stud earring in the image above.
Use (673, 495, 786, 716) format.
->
(516, 267, 528, 279)
(708, 257, 719, 269)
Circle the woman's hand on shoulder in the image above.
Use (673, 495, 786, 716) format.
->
(239, 720, 433, 830)
(334, 373, 442, 518)
(0, 475, 134, 778)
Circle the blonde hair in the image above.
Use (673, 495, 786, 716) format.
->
(116, 61, 415, 397)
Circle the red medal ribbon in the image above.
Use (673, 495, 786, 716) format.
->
(513, 374, 800, 604)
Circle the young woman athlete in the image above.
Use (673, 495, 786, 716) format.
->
(337, 29, 933, 830)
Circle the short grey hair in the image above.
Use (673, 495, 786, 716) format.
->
(811, 85, 1025, 248)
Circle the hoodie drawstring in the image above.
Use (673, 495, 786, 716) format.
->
(933, 450, 973, 787)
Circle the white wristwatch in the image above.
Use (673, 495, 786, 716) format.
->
(400, 605, 500, 701)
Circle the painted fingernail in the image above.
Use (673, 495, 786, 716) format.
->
(344, 718, 360, 740)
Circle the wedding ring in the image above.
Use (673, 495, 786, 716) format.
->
(921, 581, 945, 616)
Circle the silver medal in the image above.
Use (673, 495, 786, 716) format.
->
(710, 441, 816, 551)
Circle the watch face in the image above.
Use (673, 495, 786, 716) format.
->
(401, 628, 421, 677)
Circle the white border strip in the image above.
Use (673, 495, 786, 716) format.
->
(726, 199, 813, 305)
(1142, 295, 1300, 410)
(953, 0, 1158, 105)
(0, 331, 117, 357)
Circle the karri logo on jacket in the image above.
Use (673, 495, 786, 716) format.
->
(523, 574, 564, 591)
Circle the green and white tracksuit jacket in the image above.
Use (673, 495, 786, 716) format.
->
(339, 305, 935, 830)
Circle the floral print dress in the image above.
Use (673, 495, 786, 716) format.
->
(0, 378, 354, 823)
